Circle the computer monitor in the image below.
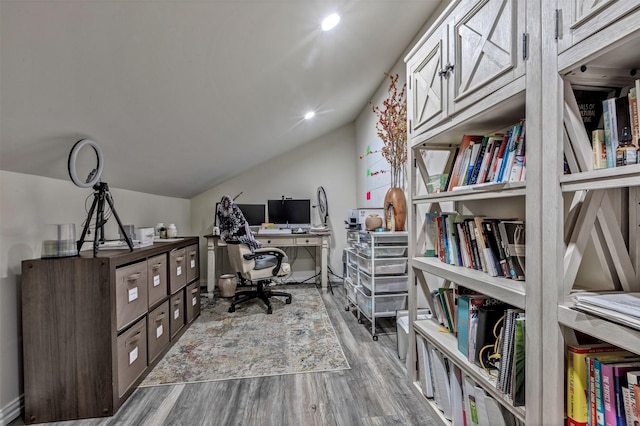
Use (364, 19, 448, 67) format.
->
(237, 204, 266, 226)
(267, 199, 311, 227)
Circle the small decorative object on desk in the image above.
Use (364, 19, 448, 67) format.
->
(370, 72, 407, 231)
(365, 213, 383, 231)
(166, 224, 178, 238)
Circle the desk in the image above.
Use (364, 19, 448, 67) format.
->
(204, 232, 331, 294)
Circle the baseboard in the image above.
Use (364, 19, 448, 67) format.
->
(0, 395, 22, 426)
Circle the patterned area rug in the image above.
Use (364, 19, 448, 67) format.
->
(140, 285, 350, 386)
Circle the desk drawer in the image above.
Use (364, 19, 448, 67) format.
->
(115, 261, 148, 331)
(262, 238, 295, 246)
(295, 236, 320, 245)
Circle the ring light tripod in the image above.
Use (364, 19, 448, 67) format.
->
(69, 139, 133, 256)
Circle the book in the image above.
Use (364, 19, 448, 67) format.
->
(603, 98, 615, 168)
(473, 216, 495, 276)
(477, 135, 501, 184)
(468, 136, 489, 185)
(465, 218, 483, 271)
(498, 124, 523, 182)
(511, 314, 526, 406)
(627, 371, 640, 426)
(448, 135, 484, 190)
(481, 219, 510, 278)
(497, 220, 526, 280)
(566, 343, 627, 426)
(474, 304, 508, 370)
(600, 360, 640, 426)
(417, 335, 435, 398)
(629, 87, 639, 147)
(574, 88, 610, 144)
(443, 146, 461, 192)
(593, 129, 608, 169)
(486, 136, 505, 183)
(465, 140, 484, 186)
(458, 295, 497, 362)
(489, 133, 511, 183)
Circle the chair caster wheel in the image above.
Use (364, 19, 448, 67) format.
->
(228, 306, 235, 313)
(286, 297, 292, 304)
(267, 306, 273, 314)
(373, 335, 378, 341)
(358, 319, 363, 324)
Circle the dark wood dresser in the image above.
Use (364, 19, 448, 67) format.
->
(21, 237, 201, 424)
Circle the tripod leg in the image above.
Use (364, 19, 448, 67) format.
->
(77, 192, 99, 254)
(94, 191, 107, 256)
(105, 192, 134, 251)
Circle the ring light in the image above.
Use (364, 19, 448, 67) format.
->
(68, 139, 103, 188)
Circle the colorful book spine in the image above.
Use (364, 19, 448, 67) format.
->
(567, 344, 625, 426)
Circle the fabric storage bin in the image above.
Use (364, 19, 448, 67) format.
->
(357, 256, 406, 275)
(360, 273, 408, 293)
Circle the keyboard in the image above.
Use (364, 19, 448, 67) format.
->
(257, 228, 292, 235)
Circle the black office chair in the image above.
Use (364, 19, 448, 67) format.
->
(217, 195, 292, 314)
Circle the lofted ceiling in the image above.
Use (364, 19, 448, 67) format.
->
(0, 0, 442, 198)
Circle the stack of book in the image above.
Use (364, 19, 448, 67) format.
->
(567, 342, 640, 426)
(573, 292, 640, 331)
(444, 120, 526, 192)
(587, 78, 640, 169)
(416, 333, 526, 425)
(427, 213, 526, 281)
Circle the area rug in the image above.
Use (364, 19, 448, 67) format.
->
(140, 285, 350, 386)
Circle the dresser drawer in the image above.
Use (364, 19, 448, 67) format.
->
(147, 300, 170, 364)
(117, 317, 147, 398)
(147, 253, 168, 308)
(115, 261, 148, 331)
(185, 244, 199, 283)
(186, 281, 200, 323)
(295, 236, 320, 245)
(170, 290, 185, 338)
(169, 248, 187, 294)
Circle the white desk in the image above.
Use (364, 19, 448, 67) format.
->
(205, 232, 331, 295)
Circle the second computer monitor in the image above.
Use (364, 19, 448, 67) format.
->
(267, 199, 311, 227)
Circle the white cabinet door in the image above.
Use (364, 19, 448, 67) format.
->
(448, 0, 525, 116)
(406, 0, 525, 139)
(408, 24, 448, 138)
(558, 0, 640, 53)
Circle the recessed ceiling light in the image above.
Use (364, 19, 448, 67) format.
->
(321, 13, 340, 31)
(304, 111, 316, 120)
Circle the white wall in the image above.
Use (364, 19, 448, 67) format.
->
(191, 123, 357, 284)
(0, 170, 190, 424)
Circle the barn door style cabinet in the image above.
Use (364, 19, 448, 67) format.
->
(21, 237, 200, 424)
(409, 0, 525, 142)
(405, 0, 640, 425)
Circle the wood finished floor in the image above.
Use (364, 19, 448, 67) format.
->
(11, 284, 437, 426)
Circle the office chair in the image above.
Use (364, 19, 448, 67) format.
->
(217, 195, 292, 314)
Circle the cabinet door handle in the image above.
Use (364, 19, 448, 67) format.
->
(173, 299, 182, 305)
(189, 251, 196, 257)
(151, 263, 162, 270)
(155, 312, 166, 321)
(175, 256, 184, 262)
(191, 288, 198, 295)
(126, 272, 142, 282)
(438, 63, 454, 77)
